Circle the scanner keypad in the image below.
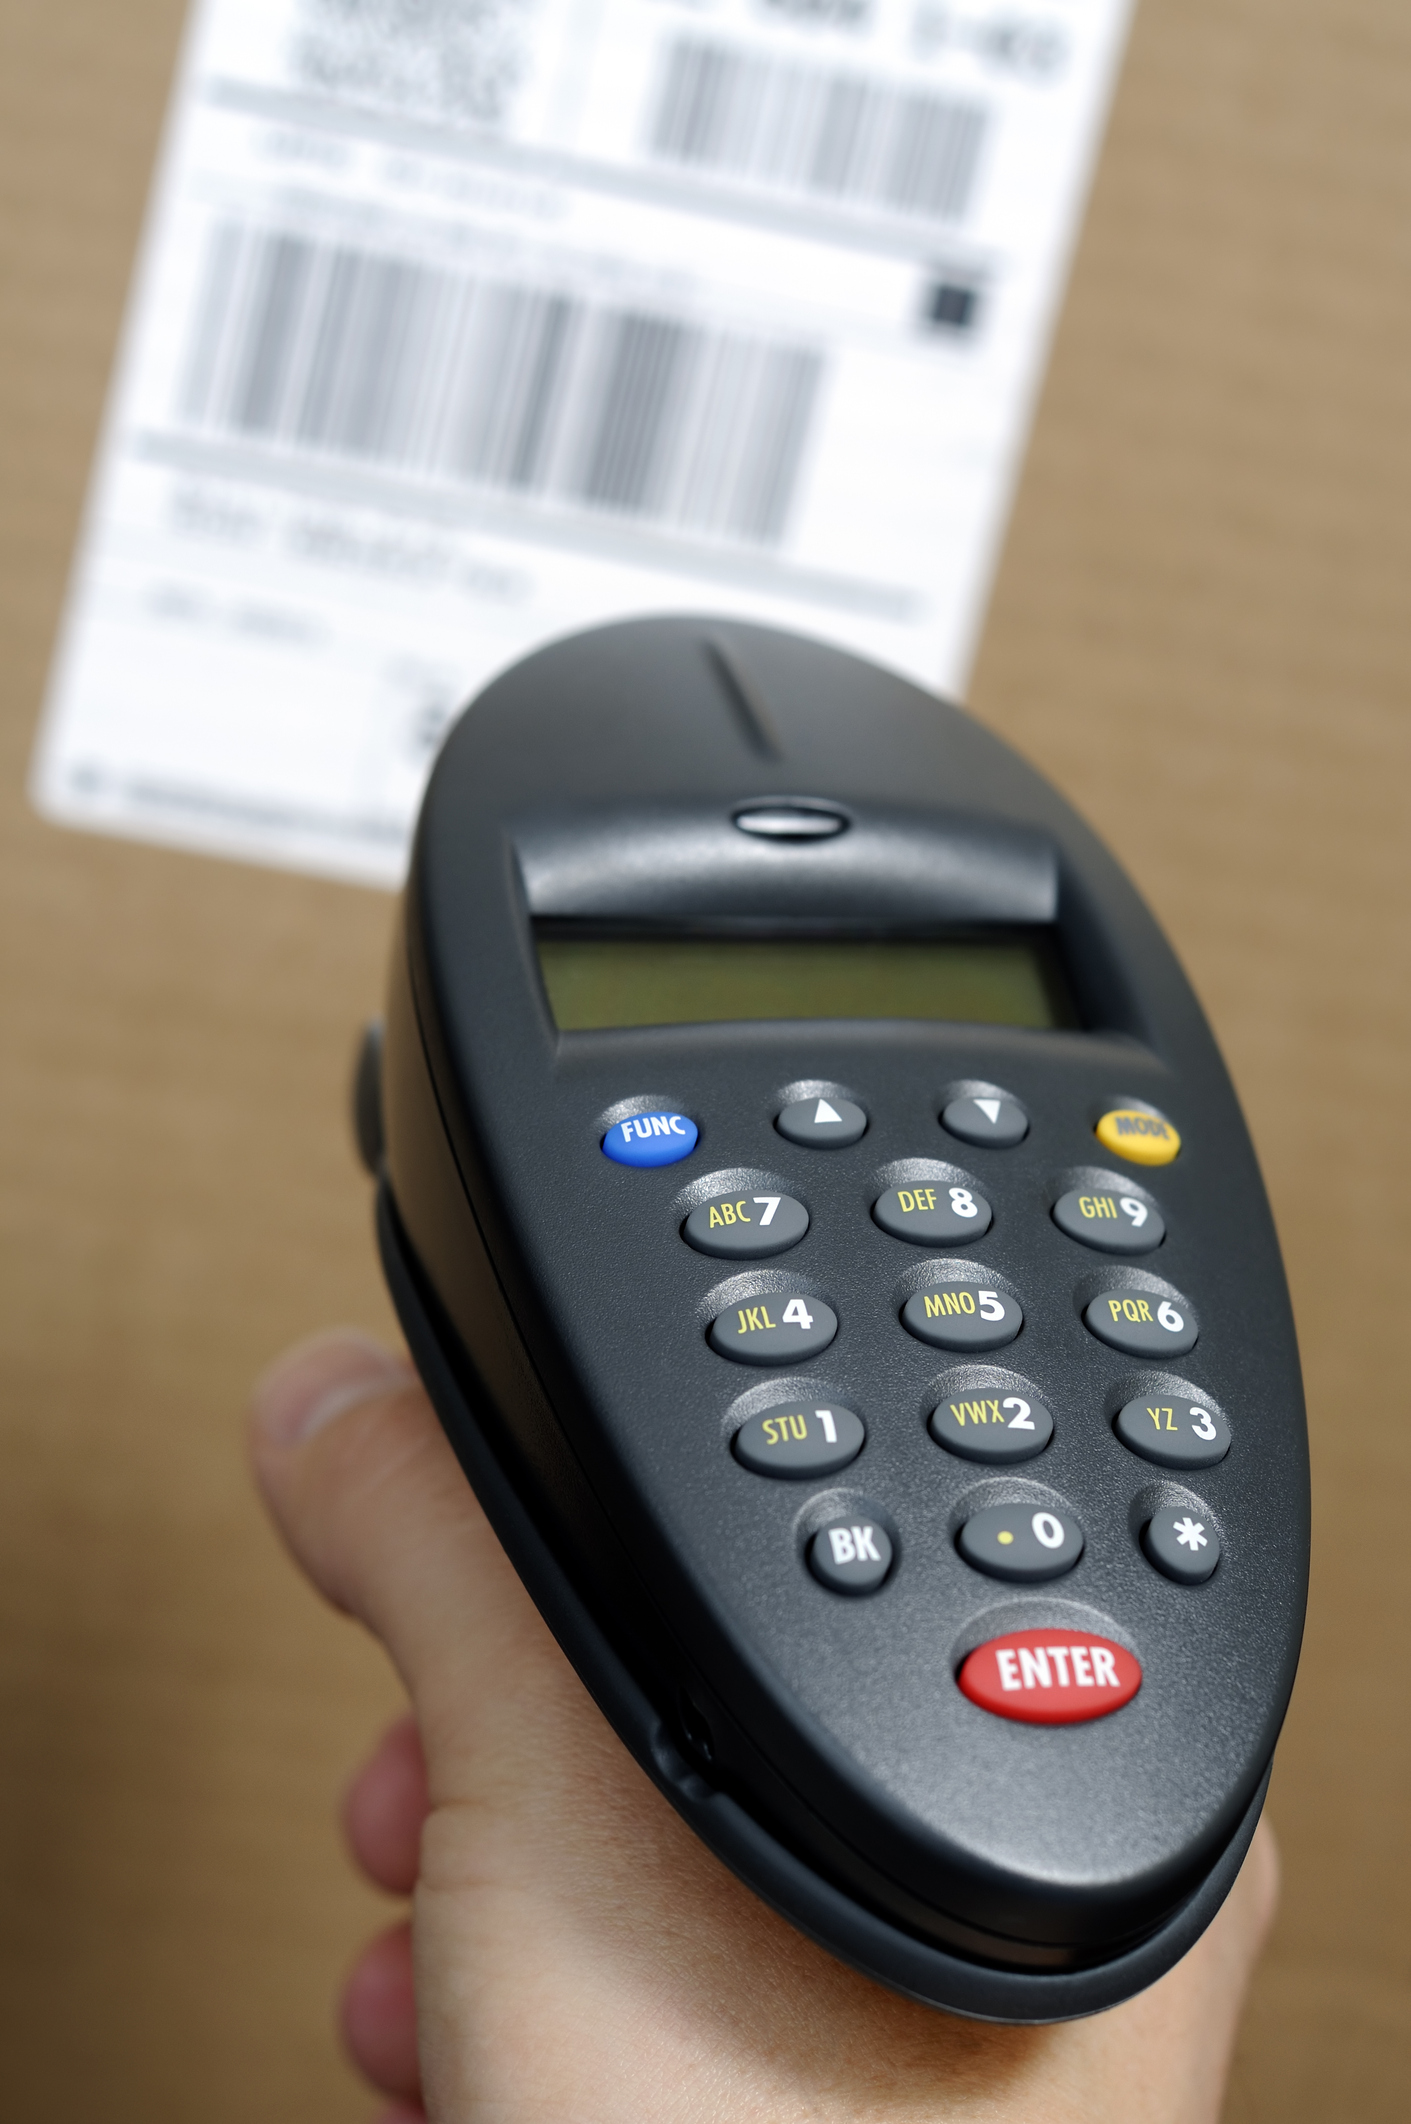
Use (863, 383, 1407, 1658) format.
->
(669, 1081, 1224, 1674)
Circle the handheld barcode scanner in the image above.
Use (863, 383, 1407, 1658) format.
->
(356, 616, 1307, 2022)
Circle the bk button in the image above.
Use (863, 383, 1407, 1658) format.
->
(959, 1629, 1141, 1725)
(809, 1518, 892, 1594)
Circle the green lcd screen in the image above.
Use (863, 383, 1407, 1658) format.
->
(535, 931, 1075, 1031)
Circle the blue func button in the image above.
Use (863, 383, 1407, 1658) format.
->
(602, 1111, 699, 1167)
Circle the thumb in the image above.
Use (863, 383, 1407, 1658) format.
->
(249, 1330, 561, 1750)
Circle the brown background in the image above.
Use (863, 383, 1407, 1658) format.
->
(1, 0, 1407, 2114)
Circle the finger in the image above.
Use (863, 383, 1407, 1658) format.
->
(343, 1714, 428, 1897)
(340, 1920, 421, 2099)
(253, 1329, 416, 1447)
(1051, 1818, 1281, 2123)
(250, 1330, 559, 1748)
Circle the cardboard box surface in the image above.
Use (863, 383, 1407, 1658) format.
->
(1, 0, 1408, 2115)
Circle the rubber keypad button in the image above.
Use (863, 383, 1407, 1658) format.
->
(930, 1389, 1053, 1463)
(958, 1503, 1083, 1582)
(684, 1191, 808, 1258)
(708, 1292, 837, 1365)
(776, 1097, 866, 1148)
(808, 1518, 893, 1594)
(959, 1629, 1141, 1724)
(873, 1183, 991, 1246)
(1115, 1397, 1230, 1469)
(1094, 1108, 1181, 1166)
(1052, 1188, 1164, 1254)
(602, 1112, 698, 1167)
(733, 1404, 864, 1478)
(1144, 1506, 1220, 1584)
(941, 1095, 1028, 1148)
(902, 1283, 1021, 1350)
(1084, 1288, 1198, 1357)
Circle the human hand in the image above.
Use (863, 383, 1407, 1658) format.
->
(251, 1330, 1279, 2124)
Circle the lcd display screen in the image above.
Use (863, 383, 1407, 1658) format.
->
(536, 932, 1075, 1031)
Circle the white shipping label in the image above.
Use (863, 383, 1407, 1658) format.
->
(32, 0, 1132, 885)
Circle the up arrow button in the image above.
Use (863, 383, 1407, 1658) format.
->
(776, 1096, 867, 1148)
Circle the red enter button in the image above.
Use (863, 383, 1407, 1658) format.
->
(958, 1629, 1141, 1725)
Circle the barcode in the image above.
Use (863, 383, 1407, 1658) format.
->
(647, 38, 989, 221)
(179, 226, 824, 546)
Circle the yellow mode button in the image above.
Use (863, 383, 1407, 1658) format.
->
(1094, 1108, 1181, 1166)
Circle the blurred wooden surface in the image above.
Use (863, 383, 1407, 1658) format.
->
(1, 0, 1407, 2115)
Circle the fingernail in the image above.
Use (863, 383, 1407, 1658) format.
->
(254, 1331, 415, 1447)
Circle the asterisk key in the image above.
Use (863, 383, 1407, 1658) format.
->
(1173, 1516, 1207, 1551)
